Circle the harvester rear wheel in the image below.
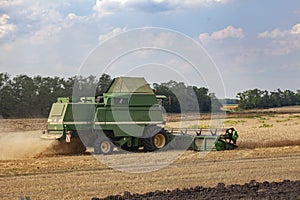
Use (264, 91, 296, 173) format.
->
(142, 126, 169, 152)
(154, 133, 166, 149)
(94, 138, 113, 155)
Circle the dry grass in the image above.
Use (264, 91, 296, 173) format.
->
(1, 146, 300, 199)
(0, 118, 46, 132)
(221, 104, 238, 112)
(234, 114, 300, 148)
(239, 140, 300, 149)
(166, 113, 300, 149)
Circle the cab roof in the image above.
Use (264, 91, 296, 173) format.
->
(106, 77, 153, 93)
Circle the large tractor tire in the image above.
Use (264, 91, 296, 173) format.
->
(94, 138, 113, 155)
(142, 126, 169, 152)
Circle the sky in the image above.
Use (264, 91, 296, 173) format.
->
(0, 0, 300, 98)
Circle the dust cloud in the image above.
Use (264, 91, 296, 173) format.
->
(0, 131, 87, 160)
(0, 131, 54, 160)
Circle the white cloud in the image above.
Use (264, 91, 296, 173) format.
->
(0, 0, 23, 8)
(98, 27, 128, 43)
(258, 28, 288, 39)
(0, 1, 102, 77)
(257, 23, 300, 56)
(67, 13, 81, 20)
(0, 14, 16, 40)
(93, 0, 232, 15)
(199, 25, 244, 42)
(28, 24, 63, 44)
(291, 23, 300, 35)
(0, 1, 98, 44)
(263, 47, 291, 56)
(0, 1, 66, 44)
(258, 23, 300, 38)
(151, 31, 178, 47)
(66, 13, 91, 24)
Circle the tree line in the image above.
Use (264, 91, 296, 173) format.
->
(237, 89, 300, 110)
(153, 81, 221, 113)
(0, 73, 220, 118)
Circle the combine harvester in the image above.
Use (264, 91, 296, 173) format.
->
(42, 77, 238, 154)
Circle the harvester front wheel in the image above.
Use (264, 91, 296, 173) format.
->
(142, 127, 169, 152)
(94, 138, 113, 155)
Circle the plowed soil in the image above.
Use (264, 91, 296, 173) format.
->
(96, 180, 300, 200)
(0, 114, 300, 199)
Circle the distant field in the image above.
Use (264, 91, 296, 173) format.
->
(221, 104, 239, 111)
(0, 118, 46, 132)
(222, 104, 300, 114)
(248, 105, 300, 113)
(166, 106, 300, 149)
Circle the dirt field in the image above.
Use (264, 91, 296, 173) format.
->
(98, 180, 300, 199)
(1, 146, 300, 199)
(0, 110, 300, 199)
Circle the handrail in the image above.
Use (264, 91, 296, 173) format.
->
(169, 128, 227, 136)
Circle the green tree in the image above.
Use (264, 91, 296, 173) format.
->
(0, 73, 14, 118)
(0, 73, 224, 117)
(154, 80, 220, 113)
(209, 93, 222, 112)
(237, 88, 300, 110)
(193, 86, 211, 112)
(237, 89, 265, 109)
(96, 73, 112, 95)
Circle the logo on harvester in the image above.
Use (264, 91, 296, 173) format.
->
(64, 27, 228, 173)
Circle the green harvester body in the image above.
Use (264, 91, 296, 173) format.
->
(45, 77, 238, 153)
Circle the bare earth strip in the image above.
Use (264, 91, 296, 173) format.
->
(0, 146, 300, 199)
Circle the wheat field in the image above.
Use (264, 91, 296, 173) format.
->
(166, 113, 300, 149)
